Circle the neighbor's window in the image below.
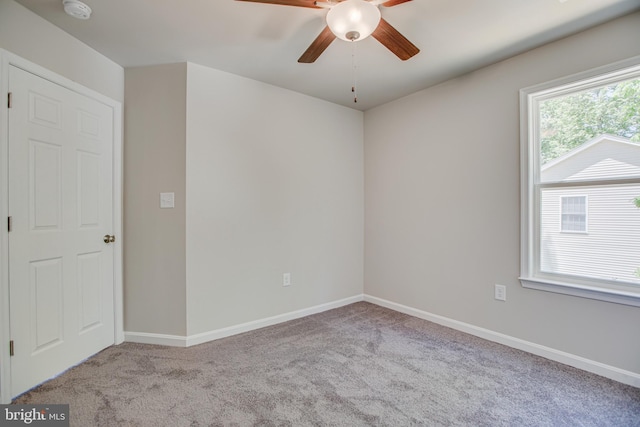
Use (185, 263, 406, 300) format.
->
(560, 196, 587, 233)
(520, 57, 640, 306)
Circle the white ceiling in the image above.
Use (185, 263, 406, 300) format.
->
(14, 0, 640, 110)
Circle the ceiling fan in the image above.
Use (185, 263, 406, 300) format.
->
(236, 0, 420, 63)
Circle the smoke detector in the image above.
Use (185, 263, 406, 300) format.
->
(63, 0, 92, 20)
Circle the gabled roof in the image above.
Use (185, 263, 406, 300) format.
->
(541, 134, 640, 182)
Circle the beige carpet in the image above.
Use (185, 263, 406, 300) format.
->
(13, 302, 640, 426)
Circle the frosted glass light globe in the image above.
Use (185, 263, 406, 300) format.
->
(326, 0, 381, 42)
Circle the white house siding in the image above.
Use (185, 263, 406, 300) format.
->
(541, 138, 640, 183)
(540, 184, 640, 284)
(539, 136, 640, 285)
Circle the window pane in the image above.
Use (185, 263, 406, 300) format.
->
(540, 185, 640, 284)
(538, 78, 640, 172)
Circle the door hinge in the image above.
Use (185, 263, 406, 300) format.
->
(7, 216, 12, 232)
(7, 92, 12, 109)
(9, 340, 14, 356)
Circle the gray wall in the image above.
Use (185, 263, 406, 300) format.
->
(364, 11, 640, 374)
(123, 63, 364, 337)
(124, 64, 187, 335)
(185, 63, 364, 335)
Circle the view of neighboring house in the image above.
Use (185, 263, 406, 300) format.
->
(540, 135, 640, 284)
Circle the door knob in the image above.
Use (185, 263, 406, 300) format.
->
(103, 235, 115, 244)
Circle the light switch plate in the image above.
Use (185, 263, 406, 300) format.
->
(160, 192, 175, 209)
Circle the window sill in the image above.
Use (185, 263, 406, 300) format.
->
(520, 277, 640, 307)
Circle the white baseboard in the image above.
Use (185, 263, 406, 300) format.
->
(124, 331, 188, 347)
(185, 295, 364, 346)
(364, 294, 640, 388)
(125, 294, 364, 348)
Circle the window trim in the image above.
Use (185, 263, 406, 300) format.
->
(520, 55, 640, 307)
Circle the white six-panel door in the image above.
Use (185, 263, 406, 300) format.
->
(8, 65, 115, 397)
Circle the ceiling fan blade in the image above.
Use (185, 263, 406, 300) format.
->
(235, 0, 320, 8)
(380, 0, 412, 7)
(372, 18, 419, 61)
(298, 26, 336, 63)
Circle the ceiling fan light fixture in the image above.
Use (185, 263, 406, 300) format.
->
(326, 0, 381, 42)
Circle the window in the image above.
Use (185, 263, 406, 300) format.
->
(560, 196, 587, 233)
(520, 56, 640, 306)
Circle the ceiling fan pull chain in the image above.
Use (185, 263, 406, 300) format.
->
(352, 41, 358, 103)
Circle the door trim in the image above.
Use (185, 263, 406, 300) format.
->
(0, 50, 124, 404)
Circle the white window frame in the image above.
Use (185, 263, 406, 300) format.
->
(559, 195, 588, 234)
(520, 55, 640, 307)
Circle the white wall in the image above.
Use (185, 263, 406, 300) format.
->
(185, 63, 364, 335)
(0, 0, 123, 103)
(364, 11, 640, 374)
(124, 64, 187, 336)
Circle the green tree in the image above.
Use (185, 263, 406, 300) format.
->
(539, 78, 640, 164)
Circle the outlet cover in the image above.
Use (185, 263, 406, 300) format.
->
(495, 284, 506, 301)
(283, 273, 291, 287)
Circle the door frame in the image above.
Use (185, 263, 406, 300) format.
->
(0, 50, 124, 404)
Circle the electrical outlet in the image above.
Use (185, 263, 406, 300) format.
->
(283, 273, 291, 287)
(494, 284, 506, 301)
